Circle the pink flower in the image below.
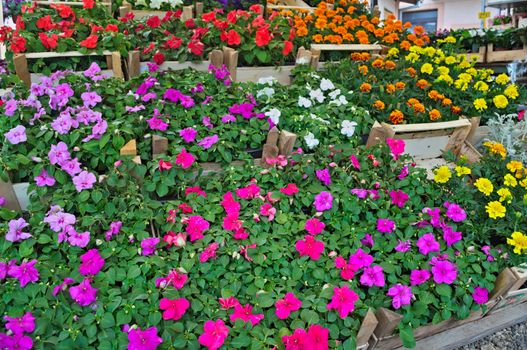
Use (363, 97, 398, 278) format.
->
(127, 326, 163, 350)
(156, 269, 187, 289)
(69, 278, 97, 306)
(236, 183, 261, 199)
(0, 333, 33, 350)
(44, 207, 76, 232)
(105, 221, 122, 241)
(306, 324, 329, 350)
(230, 303, 264, 325)
(159, 297, 189, 320)
(72, 171, 96, 192)
(4, 125, 27, 145)
(198, 320, 229, 350)
(280, 184, 299, 196)
(141, 237, 160, 256)
(179, 127, 197, 143)
(79, 249, 105, 276)
(186, 186, 207, 197)
(442, 226, 462, 247)
(219, 296, 240, 310)
(315, 168, 331, 186)
(431, 260, 457, 284)
(282, 328, 306, 350)
(295, 235, 324, 260)
(158, 159, 172, 172)
(35, 169, 56, 187)
(398, 166, 409, 180)
(472, 286, 489, 305)
(6, 218, 31, 242)
(389, 190, 409, 208)
(4, 312, 35, 334)
(200, 243, 219, 263)
(410, 269, 431, 286)
(386, 138, 405, 159)
(185, 215, 210, 241)
(326, 285, 359, 318)
(313, 191, 333, 212)
(387, 284, 412, 309)
(349, 248, 373, 269)
(8, 260, 39, 287)
(198, 135, 219, 149)
(361, 234, 374, 247)
(52, 277, 74, 296)
(444, 202, 466, 222)
(259, 203, 276, 221)
(175, 148, 195, 169)
(349, 154, 360, 170)
(377, 218, 395, 233)
(147, 116, 169, 131)
(416, 233, 440, 255)
(66, 228, 90, 248)
(360, 265, 385, 287)
(275, 292, 302, 319)
(395, 240, 411, 253)
(221, 192, 241, 215)
(305, 218, 325, 235)
(48, 142, 70, 166)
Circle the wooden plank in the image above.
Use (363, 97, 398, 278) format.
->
(181, 5, 193, 21)
(357, 309, 378, 347)
(262, 144, 279, 167)
(460, 141, 482, 163)
(127, 50, 141, 78)
(444, 123, 471, 155)
(152, 135, 168, 156)
(266, 126, 280, 146)
(388, 119, 472, 133)
(195, 2, 203, 16)
(487, 43, 527, 63)
(209, 50, 224, 69)
(310, 44, 383, 51)
(120, 139, 137, 156)
(365, 122, 395, 148)
(130, 10, 167, 19)
(278, 130, 297, 156)
(111, 52, 124, 79)
(295, 47, 312, 66)
(373, 308, 403, 339)
(490, 268, 521, 299)
(236, 66, 294, 85)
(0, 179, 21, 212)
(13, 54, 31, 87)
(119, 4, 131, 17)
(223, 47, 238, 81)
(24, 51, 113, 59)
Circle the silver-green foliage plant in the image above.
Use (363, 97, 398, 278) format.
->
(487, 113, 527, 163)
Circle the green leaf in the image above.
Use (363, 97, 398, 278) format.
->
(300, 309, 320, 325)
(230, 335, 251, 348)
(399, 326, 416, 348)
(436, 284, 452, 298)
(127, 266, 141, 279)
(100, 313, 115, 329)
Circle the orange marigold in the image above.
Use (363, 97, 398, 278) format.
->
(428, 90, 440, 100)
(395, 82, 406, 90)
(372, 59, 384, 68)
(386, 84, 396, 93)
(451, 106, 462, 114)
(400, 40, 411, 50)
(416, 79, 430, 89)
(389, 110, 404, 124)
(429, 109, 441, 121)
(442, 98, 452, 106)
(406, 67, 416, 77)
(313, 34, 323, 43)
(373, 100, 385, 110)
(359, 65, 368, 75)
(360, 83, 372, 93)
(385, 60, 396, 70)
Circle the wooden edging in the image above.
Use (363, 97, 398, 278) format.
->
(487, 43, 527, 63)
(119, 1, 202, 20)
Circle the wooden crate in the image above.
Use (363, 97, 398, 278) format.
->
(119, 1, 200, 20)
(14, 51, 123, 87)
(267, 0, 314, 11)
(466, 45, 486, 63)
(486, 43, 527, 63)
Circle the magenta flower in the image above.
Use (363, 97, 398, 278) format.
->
(159, 297, 189, 321)
(5, 125, 27, 145)
(282, 328, 306, 349)
(105, 221, 122, 241)
(79, 249, 105, 276)
(442, 226, 462, 247)
(295, 235, 324, 260)
(275, 292, 302, 319)
(410, 269, 431, 286)
(360, 265, 385, 287)
(146, 116, 169, 131)
(67, 228, 90, 248)
(198, 320, 229, 350)
(315, 168, 332, 186)
(0, 333, 33, 350)
(386, 138, 405, 159)
(229, 303, 264, 325)
(8, 260, 39, 287)
(416, 233, 440, 255)
(179, 127, 197, 143)
(155, 270, 187, 289)
(185, 215, 210, 242)
(141, 237, 160, 256)
(198, 135, 219, 149)
(472, 286, 489, 305)
(349, 248, 373, 269)
(200, 242, 218, 263)
(432, 260, 457, 284)
(6, 218, 31, 242)
(52, 277, 75, 297)
(72, 171, 96, 192)
(164, 88, 182, 102)
(221, 114, 236, 123)
(48, 142, 70, 166)
(361, 234, 374, 247)
(377, 218, 395, 233)
(349, 154, 361, 170)
(387, 284, 412, 309)
(398, 166, 409, 180)
(4, 312, 35, 334)
(219, 296, 240, 310)
(235, 183, 261, 199)
(389, 190, 409, 208)
(305, 218, 325, 235)
(127, 326, 163, 350)
(395, 240, 411, 253)
(326, 285, 359, 318)
(444, 202, 467, 222)
(313, 191, 333, 212)
(69, 278, 97, 306)
(175, 148, 195, 169)
(305, 324, 329, 350)
(180, 95, 195, 108)
(34, 169, 56, 187)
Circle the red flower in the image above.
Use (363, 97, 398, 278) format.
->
(255, 28, 272, 47)
(83, 0, 94, 9)
(146, 16, 161, 28)
(105, 24, 118, 32)
(227, 11, 238, 24)
(252, 16, 266, 28)
(188, 40, 204, 56)
(80, 35, 98, 49)
(153, 51, 165, 65)
(90, 24, 104, 34)
(51, 4, 75, 19)
(15, 16, 25, 30)
(282, 40, 293, 55)
(202, 11, 216, 22)
(11, 35, 26, 53)
(119, 13, 135, 23)
(39, 33, 58, 50)
(225, 29, 241, 46)
(289, 27, 296, 41)
(36, 15, 54, 31)
(143, 42, 155, 54)
(165, 35, 182, 49)
(185, 19, 196, 29)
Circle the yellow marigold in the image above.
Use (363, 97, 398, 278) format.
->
(459, 73, 472, 83)
(437, 66, 450, 75)
(497, 188, 513, 203)
(496, 73, 510, 85)
(474, 81, 489, 92)
(504, 174, 518, 187)
(507, 231, 527, 254)
(445, 56, 456, 65)
(359, 65, 368, 75)
(389, 109, 404, 124)
(373, 100, 385, 110)
(504, 84, 519, 100)
(521, 178, 527, 188)
(493, 95, 509, 109)
(455, 79, 468, 91)
(474, 178, 494, 196)
(438, 74, 453, 85)
(424, 47, 436, 56)
(421, 63, 433, 74)
(466, 68, 477, 76)
(429, 109, 441, 121)
(444, 36, 456, 43)
(405, 52, 419, 63)
(507, 160, 523, 173)
(486, 201, 506, 219)
(455, 166, 471, 176)
(483, 141, 507, 159)
(434, 166, 452, 183)
(387, 47, 399, 57)
(458, 61, 471, 69)
(473, 98, 487, 111)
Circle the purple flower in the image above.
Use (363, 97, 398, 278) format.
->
(444, 202, 466, 222)
(198, 135, 219, 149)
(442, 225, 462, 246)
(6, 218, 31, 242)
(34, 169, 56, 187)
(0, 333, 33, 350)
(164, 88, 182, 102)
(0, 196, 6, 207)
(313, 191, 333, 212)
(79, 249, 105, 276)
(8, 260, 39, 288)
(387, 284, 412, 309)
(377, 219, 396, 233)
(360, 234, 374, 247)
(61, 158, 82, 176)
(126, 105, 146, 113)
(141, 237, 160, 256)
(395, 240, 411, 252)
(360, 266, 385, 287)
(180, 95, 195, 108)
(105, 221, 122, 241)
(67, 228, 90, 248)
(202, 116, 213, 129)
(51, 113, 74, 134)
(351, 188, 368, 199)
(472, 286, 489, 305)
(147, 62, 159, 72)
(316, 168, 331, 186)
(398, 166, 409, 180)
(81, 91, 102, 108)
(52, 277, 75, 296)
(44, 207, 76, 232)
(48, 142, 71, 166)
(180, 127, 197, 143)
(229, 102, 255, 119)
(136, 77, 157, 95)
(416, 233, 440, 255)
(4, 312, 35, 334)
(410, 269, 431, 285)
(72, 171, 96, 192)
(221, 114, 236, 123)
(431, 260, 457, 284)
(4, 99, 18, 116)
(147, 116, 169, 131)
(4, 125, 27, 144)
(423, 207, 442, 228)
(349, 248, 373, 268)
(127, 326, 163, 350)
(390, 190, 409, 208)
(142, 92, 157, 102)
(69, 279, 97, 306)
(202, 96, 213, 105)
(84, 62, 101, 78)
(191, 83, 204, 94)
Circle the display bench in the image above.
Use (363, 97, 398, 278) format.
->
(486, 43, 527, 63)
(118, 1, 200, 20)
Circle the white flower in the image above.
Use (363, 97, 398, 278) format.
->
(257, 87, 275, 99)
(298, 96, 312, 108)
(309, 114, 330, 125)
(328, 88, 341, 100)
(309, 89, 325, 103)
(320, 78, 335, 91)
(341, 120, 358, 137)
(304, 132, 320, 149)
(149, 0, 161, 8)
(265, 108, 281, 125)
(257, 76, 277, 86)
(296, 57, 310, 65)
(331, 95, 348, 106)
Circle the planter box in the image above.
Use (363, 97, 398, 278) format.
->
(466, 45, 486, 63)
(490, 23, 514, 30)
(267, 0, 314, 11)
(236, 65, 295, 85)
(119, 2, 199, 20)
(486, 43, 527, 63)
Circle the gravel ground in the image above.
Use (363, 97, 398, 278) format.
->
(456, 321, 527, 350)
